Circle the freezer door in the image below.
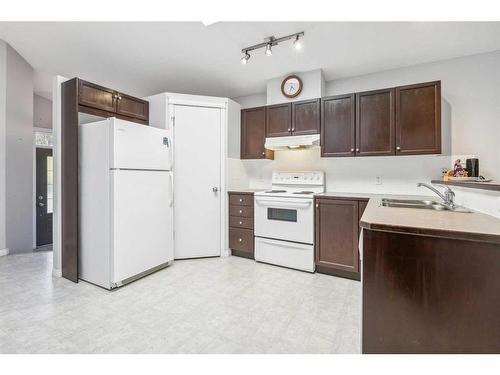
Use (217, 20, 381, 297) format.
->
(111, 118, 172, 170)
(111, 169, 174, 284)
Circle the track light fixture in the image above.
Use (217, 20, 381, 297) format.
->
(293, 34, 302, 51)
(265, 43, 273, 56)
(240, 31, 304, 64)
(241, 51, 250, 65)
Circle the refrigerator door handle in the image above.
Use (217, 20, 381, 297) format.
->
(169, 136, 173, 170)
(169, 172, 174, 207)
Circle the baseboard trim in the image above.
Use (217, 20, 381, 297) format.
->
(52, 267, 62, 278)
(0, 248, 9, 257)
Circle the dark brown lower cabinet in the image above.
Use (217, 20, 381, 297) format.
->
(315, 197, 367, 280)
(228, 192, 255, 259)
(362, 229, 500, 353)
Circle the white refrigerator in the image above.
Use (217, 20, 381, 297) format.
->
(79, 117, 173, 289)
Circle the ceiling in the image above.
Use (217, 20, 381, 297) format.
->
(1, 22, 500, 99)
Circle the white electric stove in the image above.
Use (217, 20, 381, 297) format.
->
(254, 171, 325, 272)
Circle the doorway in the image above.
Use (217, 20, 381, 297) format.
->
(35, 148, 54, 247)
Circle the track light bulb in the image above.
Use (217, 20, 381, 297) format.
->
(241, 52, 250, 65)
(265, 43, 273, 56)
(293, 35, 302, 51)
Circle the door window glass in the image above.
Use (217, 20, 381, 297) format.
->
(47, 156, 53, 214)
(267, 208, 297, 222)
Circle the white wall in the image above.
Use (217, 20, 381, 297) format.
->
(3, 43, 34, 254)
(34, 94, 52, 129)
(51, 75, 68, 277)
(232, 93, 266, 109)
(0, 41, 6, 255)
(231, 50, 500, 218)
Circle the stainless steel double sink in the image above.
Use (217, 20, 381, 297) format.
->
(381, 198, 473, 213)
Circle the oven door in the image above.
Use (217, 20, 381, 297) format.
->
(254, 196, 314, 244)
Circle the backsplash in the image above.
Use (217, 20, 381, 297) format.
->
(241, 148, 449, 194)
(228, 149, 500, 218)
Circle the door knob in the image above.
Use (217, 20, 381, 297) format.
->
(212, 187, 218, 193)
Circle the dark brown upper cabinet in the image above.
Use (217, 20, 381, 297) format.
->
(356, 88, 395, 157)
(78, 80, 116, 113)
(241, 107, 273, 160)
(116, 93, 149, 121)
(266, 103, 292, 137)
(291, 98, 320, 136)
(321, 94, 356, 157)
(395, 81, 441, 155)
(78, 79, 149, 123)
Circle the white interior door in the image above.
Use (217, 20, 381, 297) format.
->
(173, 105, 222, 259)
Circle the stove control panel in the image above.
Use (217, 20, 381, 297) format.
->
(272, 171, 325, 186)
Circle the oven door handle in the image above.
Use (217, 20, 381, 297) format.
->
(255, 197, 312, 209)
(256, 237, 312, 250)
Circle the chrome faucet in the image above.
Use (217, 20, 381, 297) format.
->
(417, 182, 456, 209)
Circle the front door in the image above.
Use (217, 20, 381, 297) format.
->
(172, 104, 222, 259)
(36, 148, 53, 247)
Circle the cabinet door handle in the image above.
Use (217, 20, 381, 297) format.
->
(262, 151, 265, 156)
(287, 128, 291, 132)
(238, 238, 243, 242)
(350, 148, 355, 153)
(291, 128, 295, 132)
(356, 148, 360, 152)
(396, 146, 401, 151)
(316, 203, 319, 208)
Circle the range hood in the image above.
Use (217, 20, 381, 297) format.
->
(264, 134, 320, 151)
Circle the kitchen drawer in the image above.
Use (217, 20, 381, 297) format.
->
(229, 227, 254, 254)
(229, 194, 254, 206)
(229, 215, 254, 230)
(229, 205, 254, 218)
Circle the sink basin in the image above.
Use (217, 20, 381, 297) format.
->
(381, 198, 473, 213)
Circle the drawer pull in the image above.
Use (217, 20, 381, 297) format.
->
(239, 209, 242, 214)
(239, 221, 242, 225)
(238, 238, 243, 242)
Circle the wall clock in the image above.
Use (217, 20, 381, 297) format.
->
(281, 75, 303, 98)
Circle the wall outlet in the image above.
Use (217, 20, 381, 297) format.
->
(375, 176, 383, 185)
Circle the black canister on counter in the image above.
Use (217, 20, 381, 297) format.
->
(466, 158, 479, 177)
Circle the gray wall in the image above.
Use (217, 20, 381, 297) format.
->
(34, 94, 52, 129)
(3, 42, 34, 254)
(0, 41, 6, 253)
